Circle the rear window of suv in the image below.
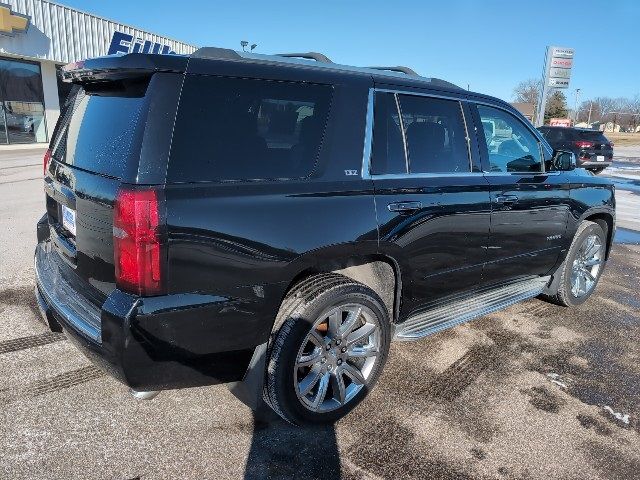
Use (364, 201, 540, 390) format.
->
(49, 78, 151, 180)
(573, 130, 609, 143)
(167, 76, 332, 182)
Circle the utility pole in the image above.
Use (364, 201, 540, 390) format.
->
(573, 88, 581, 124)
(587, 101, 593, 124)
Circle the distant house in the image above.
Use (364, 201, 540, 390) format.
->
(511, 102, 535, 122)
(601, 122, 622, 133)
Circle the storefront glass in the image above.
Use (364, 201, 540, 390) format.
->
(56, 65, 74, 108)
(0, 57, 47, 144)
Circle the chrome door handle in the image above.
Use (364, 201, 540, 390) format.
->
(495, 195, 519, 205)
(388, 201, 422, 213)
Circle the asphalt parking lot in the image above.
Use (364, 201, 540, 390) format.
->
(1, 148, 639, 479)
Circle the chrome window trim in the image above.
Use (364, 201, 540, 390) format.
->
(369, 172, 489, 181)
(375, 87, 464, 102)
(361, 88, 374, 180)
(362, 87, 477, 180)
(393, 93, 410, 173)
(458, 100, 474, 173)
(481, 171, 562, 177)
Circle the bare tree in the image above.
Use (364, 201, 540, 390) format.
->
(512, 79, 541, 105)
(576, 95, 640, 129)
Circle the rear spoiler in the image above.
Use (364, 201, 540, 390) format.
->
(61, 53, 189, 83)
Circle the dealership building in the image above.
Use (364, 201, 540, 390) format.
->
(0, 0, 195, 146)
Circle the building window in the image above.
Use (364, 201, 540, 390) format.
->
(0, 57, 47, 144)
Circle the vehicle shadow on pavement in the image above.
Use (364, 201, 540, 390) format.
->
(243, 409, 340, 480)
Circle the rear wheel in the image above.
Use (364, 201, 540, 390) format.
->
(541, 220, 607, 306)
(590, 167, 605, 175)
(264, 274, 390, 425)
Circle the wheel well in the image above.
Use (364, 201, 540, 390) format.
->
(585, 213, 614, 259)
(283, 257, 400, 323)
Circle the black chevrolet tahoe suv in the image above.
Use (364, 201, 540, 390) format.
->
(35, 48, 615, 425)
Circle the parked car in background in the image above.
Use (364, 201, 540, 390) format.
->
(35, 49, 615, 425)
(537, 126, 613, 174)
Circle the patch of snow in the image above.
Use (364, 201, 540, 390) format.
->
(603, 406, 630, 424)
(546, 373, 568, 389)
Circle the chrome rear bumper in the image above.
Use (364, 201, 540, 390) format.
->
(35, 242, 102, 343)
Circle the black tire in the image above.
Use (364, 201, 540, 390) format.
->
(540, 220, 607, 307)
(264, 273, 391, 425)
(591, 168, 605, 175)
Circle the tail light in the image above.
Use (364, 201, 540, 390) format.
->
(574, 140, 594, 149)
(113, 187, 166, 296)
(43, 149, 51, 175)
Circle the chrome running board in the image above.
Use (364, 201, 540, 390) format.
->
(394, 276, 551, 341)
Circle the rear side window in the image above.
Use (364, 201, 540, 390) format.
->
(50, 79, 150, 180)
(371, 93, 406, 175)
(168, 76, 332, 182)
(538, 128, 554, 142)
(397, 95, 470, 173)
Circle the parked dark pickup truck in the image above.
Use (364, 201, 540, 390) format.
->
(35, 48, 615, 425)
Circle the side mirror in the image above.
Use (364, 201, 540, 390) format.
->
(552, 149, 576, 171)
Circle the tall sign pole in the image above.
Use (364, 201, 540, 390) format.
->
(535, 46, 574, 127)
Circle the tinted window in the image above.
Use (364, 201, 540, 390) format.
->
(538, 127, 554, 142)
(168, 76, 332, 182)
(371, 92, 406, 175)
(573, 130, 609, 143)
(398, 95, 470, 173)
(50, 78, 150, 179)
(477, 105, 542, 173)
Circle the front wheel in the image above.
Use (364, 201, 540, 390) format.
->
(541, 220, 607, 306)
(264, 274, 390, 425)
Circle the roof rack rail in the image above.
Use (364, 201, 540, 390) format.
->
(276, 52, 333, 63)
(368, 66, 419, 76)
(192, 47, 242, 60)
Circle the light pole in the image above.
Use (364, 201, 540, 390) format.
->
(573, 88, 581, 124)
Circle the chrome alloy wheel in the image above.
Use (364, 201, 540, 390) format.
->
(293, 303, 381, 413)
(571, 234, 604, 298)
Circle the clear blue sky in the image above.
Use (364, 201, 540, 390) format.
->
(60, 0, 639, 102)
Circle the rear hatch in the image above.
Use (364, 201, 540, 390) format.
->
(572, 130, 613, 161)
(43, 55, 185, 303)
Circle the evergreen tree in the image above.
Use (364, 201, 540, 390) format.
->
(544, 90, 569, 123)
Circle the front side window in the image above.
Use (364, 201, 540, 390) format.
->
(168, 76, 332, 182)
(477, 105, 542, 173)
